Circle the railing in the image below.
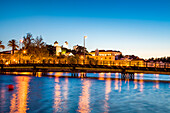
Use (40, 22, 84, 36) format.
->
(0, 59, 170, 69)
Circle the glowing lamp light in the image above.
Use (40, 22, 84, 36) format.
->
(5, 62, 9, 65)
(23, 50, 26, 54)
(80, 56, 84, 59)
(20, 40, 23, 43)
(84, 36, 87, 39)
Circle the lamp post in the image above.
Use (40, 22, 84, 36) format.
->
(23, 50, 26, 54)
(20, 40, 23, 49)
(19, 39, 23, 64)
(84, 36, 87, 64)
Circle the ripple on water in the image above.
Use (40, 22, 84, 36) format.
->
(0, 74, 170, 113)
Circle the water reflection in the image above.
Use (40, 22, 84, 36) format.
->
(1, 73, 170, 113)
(78, 79, 91, 113)
(104, 78, 111, 113)
(139, 73, 144, 92)
(0, 87, 6, 110)
(134, 79, 138, 89)
(115, 73, 119, 90)
(63, 78, 68, 109)
(36, 72, 42, 77)
(54, 72, 63, 77)
(119, 79, 122, 92)
(153, 74, 159, 89)
(9, 76, 30, 113)
(99, 73, 105, 80)
(54, 77, 61, 112)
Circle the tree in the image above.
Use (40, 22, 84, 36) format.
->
(23, 33, 33, 49)
(25, 35, 49, 61)
(72, 45, 88, 55)
(8, 39, 19, 54)
(46, 44, 56, 56)
(33, 36, 45, 48)
(0, 40, 5, 50)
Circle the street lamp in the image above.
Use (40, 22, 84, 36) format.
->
(19, 39, 23, 64)
(84, 36, 87, 63)
(23, 50, 26, 54)
(20, 40, 23, 49)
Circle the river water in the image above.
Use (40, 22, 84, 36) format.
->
(0, 73, 170, 113)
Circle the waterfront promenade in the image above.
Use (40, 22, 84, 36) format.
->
(1, 61, 170, 75)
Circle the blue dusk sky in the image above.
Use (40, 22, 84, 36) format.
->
(0, 0, 170, 58)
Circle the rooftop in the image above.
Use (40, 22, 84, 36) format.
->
(91, 50, 121, 53)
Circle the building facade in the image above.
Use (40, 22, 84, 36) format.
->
(89, 49, 122, 65)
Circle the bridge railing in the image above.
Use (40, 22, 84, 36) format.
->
(0, 59, 170, 69)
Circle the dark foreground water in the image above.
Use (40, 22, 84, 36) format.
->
(0, 73, 170, 113)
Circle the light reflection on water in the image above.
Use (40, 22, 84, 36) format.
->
(54, 77, 61, 112)
(9, 76, 30, 113)
(77, 79, 91, 113)
(0, 73, 170, 113)
(104, 78, 111, 113)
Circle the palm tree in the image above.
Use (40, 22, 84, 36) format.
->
(23, 33, 33, 49)
(34, 36, 45, 48)
(0, 40, 5, 50)
(8, 39, 19, 54)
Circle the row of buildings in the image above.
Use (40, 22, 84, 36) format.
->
(0, 41, 145, 66)
(52, 42, 145, 66)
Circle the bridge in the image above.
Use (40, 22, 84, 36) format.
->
(1, 62, 170, 78)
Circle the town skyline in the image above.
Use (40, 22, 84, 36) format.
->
(0, 0, 170, 59)
(0, 31, 170, 59)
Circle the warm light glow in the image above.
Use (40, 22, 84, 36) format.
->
(80, 55, 84, 59)
(119, 79, 122, 92)
(78, 80, 91, 113)
(54, 72, 63, 77)
(99, 73, 105, 80)
(84, 36, 87, 39)
(20, 40, 23, 43)
(19, 72, 32, 75)
(139, 74, 144, 92)
(115, 73, 119, 90)
(54, 77, 61, 112)
(134, 79, 138, 89)
(10, 76, 30, 113)
(5, 62, 9, 65)
(104, 78, 111, 112)
(23, 50, 26, 54)
(36, 72, 42, 77)
(106, 72, 111, 77)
